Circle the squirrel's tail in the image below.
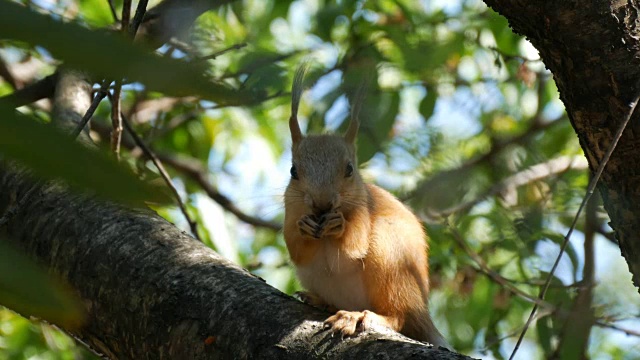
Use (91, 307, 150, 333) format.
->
(404, 308, 451, 350)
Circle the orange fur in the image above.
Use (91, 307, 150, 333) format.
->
(283, 69, 447, 347)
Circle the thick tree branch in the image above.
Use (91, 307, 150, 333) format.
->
(0, 167, 469, 359)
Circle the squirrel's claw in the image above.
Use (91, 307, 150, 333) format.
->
(324, 310, 368, 339)
(298, 213, 345, 239)
(297, 215, 321, 238)
(317, 211, 345, 238)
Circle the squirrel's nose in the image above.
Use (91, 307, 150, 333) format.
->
(312, 201, 333, 216)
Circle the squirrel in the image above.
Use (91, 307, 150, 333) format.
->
(283, 66, 447, 348)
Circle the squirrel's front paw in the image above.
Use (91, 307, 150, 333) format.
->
(297, 215, 321, 238)
(317, 211, 345, 238)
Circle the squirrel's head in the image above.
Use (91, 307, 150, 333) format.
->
(285, 65, 366, 217)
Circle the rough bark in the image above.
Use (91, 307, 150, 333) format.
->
(0, 168, 470, 359)
(483, 0, 640, 291)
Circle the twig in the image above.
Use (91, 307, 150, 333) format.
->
(552, 180, 597, 357)
(0, 73, 58, 108)
(156, 152, 283, 231)
(596, 227, 617, 244)
(120, 112, 202, 241)
(121, 0, 131, 33)
(129, 0, 148, 37)
(219, 52, 300, 80)
(90, 120, 282, 231)
(488, 46, 540, 63)
(508, 93, 640, 360)
(407, 117, 562, 203)
(108, 0, 136, 160)
(198, 43, 247, 62)
(431, 155, 587, 218)
(106, 0, 118, 22)
(110, 81, 123, 160)
(444, 220, 554, 310)
(166, 39, 196, 56)
(71, 81, 110, 139)
(594, 319, 640, 337)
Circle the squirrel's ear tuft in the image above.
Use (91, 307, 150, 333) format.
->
(344, 82, 366, 144)
(290, 64, 308, 144)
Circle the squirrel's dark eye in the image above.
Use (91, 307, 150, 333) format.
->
(345, 162, 354, 178)
(290, 164, 299, 180)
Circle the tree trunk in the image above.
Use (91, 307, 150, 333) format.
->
(0, 168, 470, 359)
(483, 0, 640, 291)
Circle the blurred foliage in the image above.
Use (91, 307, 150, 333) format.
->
(0, 0, 639, 359)
(0, 241, 84, 330)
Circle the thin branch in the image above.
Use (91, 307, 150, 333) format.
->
(596, 227, 617, 244)
(408, 117, 563, 203)
(219, 52, 301, 80)
(121, 0, 132, 33)
(431, 155, 588, 218)
(129, 0, 149, 37)
(166, 39, 197, 56)
(106, 0, 118, 22)
(146, 110, 198, 141)
(443, 220, 555, 310)
(155, 152, 283, 231)
(110, 81, 124, 159)
(508, 93, 640, 360)
(488, 46, 541, 63)
(70, 81, 110, 139)
(552, 179, 597, 357)
(198, 42, 248, 62)
(594, 319, 640, 337)
(0, 73, 58, 108)
(90, 121, 282, 231)
(108, 0, 140, 160)
(120, 112, 202, 241)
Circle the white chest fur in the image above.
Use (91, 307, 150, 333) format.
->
(296, 242, 369, 311)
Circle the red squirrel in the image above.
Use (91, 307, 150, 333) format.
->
(283, 66, 447, 347)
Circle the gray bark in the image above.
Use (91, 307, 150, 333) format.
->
(0, 0, 476, 357)
(0, 168, 471, 359)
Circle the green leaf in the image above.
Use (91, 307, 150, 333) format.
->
(536, 315, 554, 355)
(0, 1, 238, 102)
(0, 108, 171, 206)
(0, 240, 84, 329)
(419, 86, 437, 121)
(78, 0, 117, 27)
(357, 91, 400, 164)
(543, 230, 580, 281)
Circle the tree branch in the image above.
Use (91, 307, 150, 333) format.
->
(431, 155, 588, 218)
(91, 121, 283, 231)
(0, 167, 470, 359)
(120, 112, 203, 241)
